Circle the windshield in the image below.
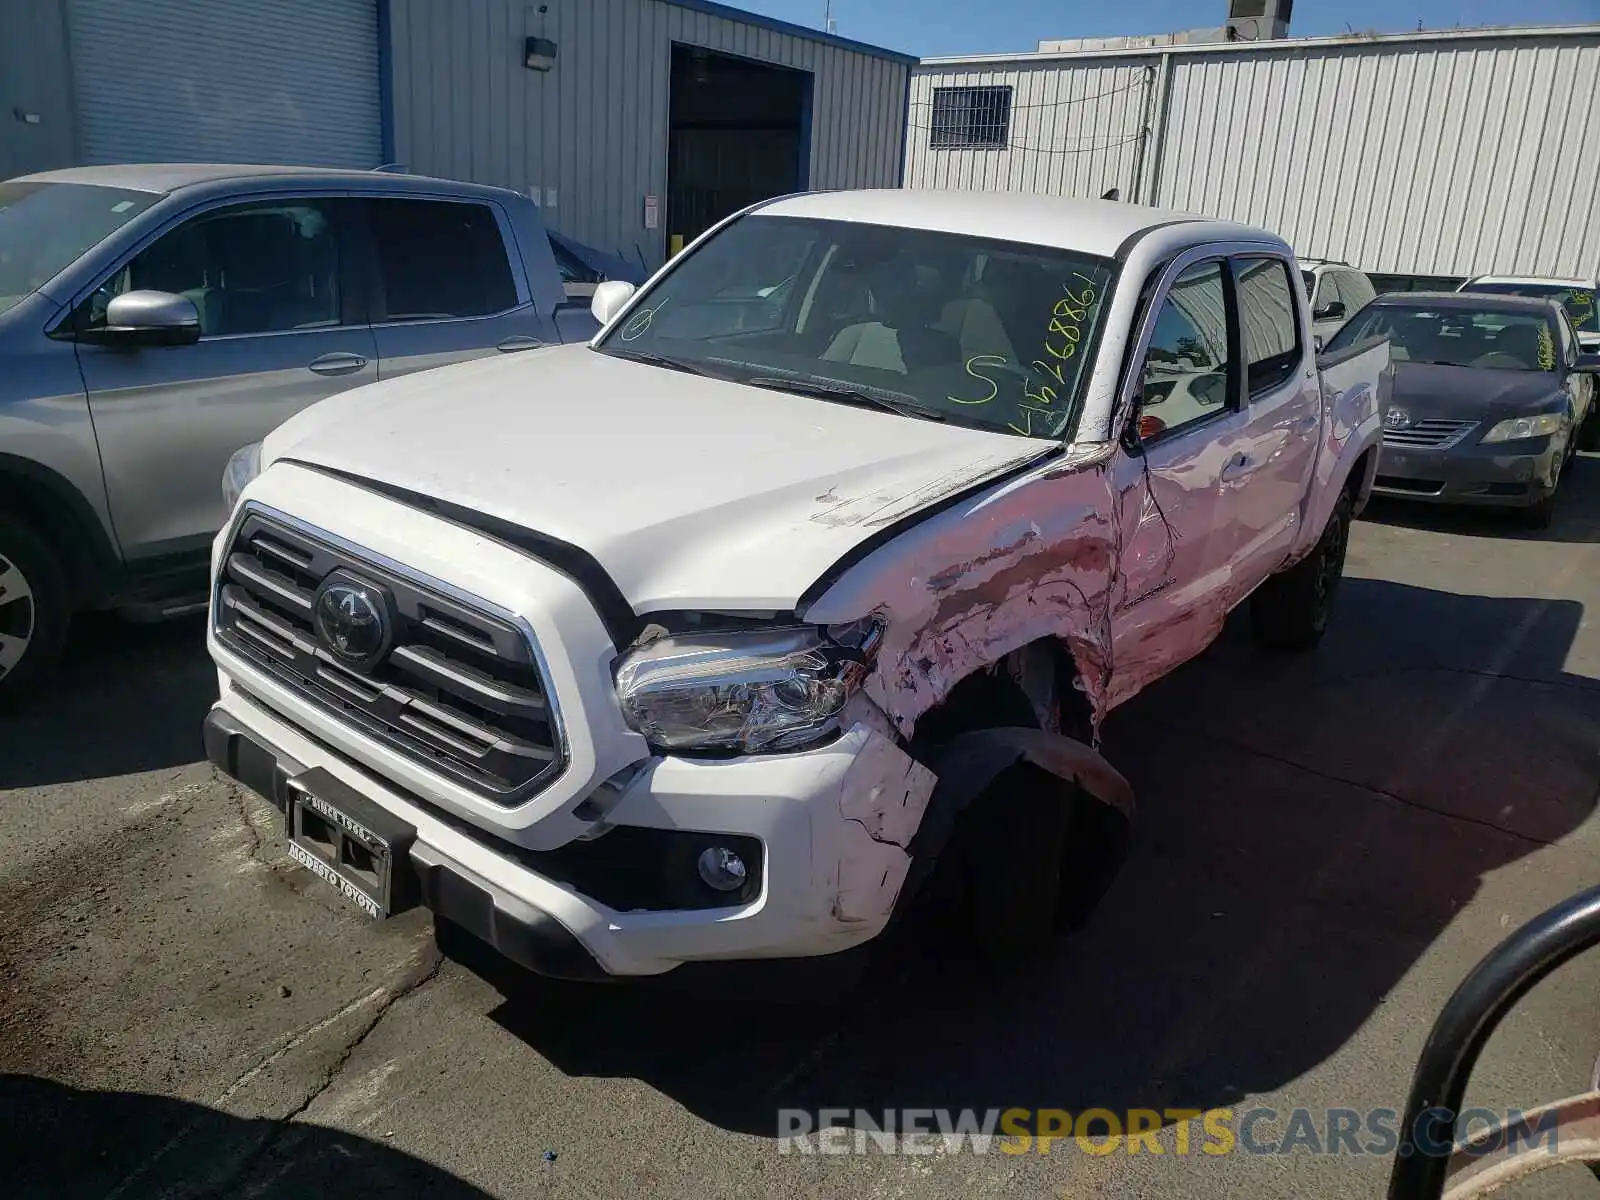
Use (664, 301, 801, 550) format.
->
(1465, 281, 1596, 334)
(1327, 303, 1558, 372)
(0, 181, 161, 316)
(595, 215, 1117, 439)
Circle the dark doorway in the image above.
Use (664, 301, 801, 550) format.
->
(667, 44, 811, 255)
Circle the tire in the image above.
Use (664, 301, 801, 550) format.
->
(0, 514, 71, 709)
(1250, 488, 1353, 652)
(945, 763, 1067, 968)
(1579, 407, 1600, 453)
(1521, 483, 1558, 531)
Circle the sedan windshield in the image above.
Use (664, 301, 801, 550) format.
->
(0, 181, 160, 316)
(1327, 304, 1557, 372)
(595, 215, 1117, 439)
(1465, 281, 1597, 333)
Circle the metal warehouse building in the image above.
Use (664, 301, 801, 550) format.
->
(907, 24, 1600, 284)
(1, 0, 911, 266)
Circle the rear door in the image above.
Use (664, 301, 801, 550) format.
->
(1212, 254, 1322, 604)
(360, 197, 550, 380)
(74, 195, 376, 561)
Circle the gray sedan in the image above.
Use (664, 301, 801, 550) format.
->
(1323, 292, 1600, 528)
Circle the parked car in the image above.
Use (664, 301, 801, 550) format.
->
(0, 163, 601, 704)
(1324, 291, 1600, 528)
(1300, 257, 1378, 345)
(1457, 274, 1600, 355)
(204, 191, 1387, 984)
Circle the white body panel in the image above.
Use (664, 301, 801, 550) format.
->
(210, 191, 1388, 975)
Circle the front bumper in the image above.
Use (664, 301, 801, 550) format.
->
(206, 683, 935, 979)
(1372, 437, 1561, 507)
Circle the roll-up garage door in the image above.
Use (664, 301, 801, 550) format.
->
(66, 0, 381, 167)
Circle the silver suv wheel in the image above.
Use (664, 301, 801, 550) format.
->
(0, 551, 35, 678)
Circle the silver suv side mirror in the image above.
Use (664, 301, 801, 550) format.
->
(590, 280, 637, 327)
(91, 290, 201, 347)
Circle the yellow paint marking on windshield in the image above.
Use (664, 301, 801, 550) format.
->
(948, 355, 1007, 405)
(1027, 274, 1100, 393)
(1537, 324, 1555, 371)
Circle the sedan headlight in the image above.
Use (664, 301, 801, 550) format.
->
(614, 618, 883, 754)
(1480, 413, 1564, 444)
(221, 441, 263, 512)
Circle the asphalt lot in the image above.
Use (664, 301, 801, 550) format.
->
(3, 457, 1599, 1200)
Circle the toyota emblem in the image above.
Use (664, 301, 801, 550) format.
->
(313, 577, 392, 667)
(1384, 407, 1411, 430)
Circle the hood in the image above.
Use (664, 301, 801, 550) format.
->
(1388, 362, 1567, 423)
(261, 345, 1054, 612)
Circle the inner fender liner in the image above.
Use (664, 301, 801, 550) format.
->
(901, 726, 1135, 927)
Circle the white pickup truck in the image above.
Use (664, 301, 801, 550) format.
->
(203, 190, 1389, 983)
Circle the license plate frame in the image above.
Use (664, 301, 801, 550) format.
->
(284, 769, 418, 920)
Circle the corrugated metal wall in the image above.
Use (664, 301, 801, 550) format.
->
(388, 0, 909, 268)
(905, 59, 1155, 200)
(1159, 35, 1600, 279)
(907, 30, 1600, 280)
(0, 0, 77, 177)
(65, 0, 381, 167)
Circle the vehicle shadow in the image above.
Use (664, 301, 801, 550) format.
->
(1359, 448, 1600, 544)
(0, 613, 215, 790)
(0, 1073, 494, 1199)
(478, 577, 1599, 1140)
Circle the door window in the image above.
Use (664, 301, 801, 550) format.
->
(1556, 312, 1577, 367)
(1234, 256, 1302, 395)
(366, 199, 518, 321)
(1138, 260, 1236, 439)
(1343, 270, 1376, 309)
(86, 200, 342, 337)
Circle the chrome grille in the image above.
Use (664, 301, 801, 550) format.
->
(214, 512, 564, 804)
(1382, 418, 1478, 449)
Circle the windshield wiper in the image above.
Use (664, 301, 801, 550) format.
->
(602, 347, 715, 377)
(744, 376, 948, 422)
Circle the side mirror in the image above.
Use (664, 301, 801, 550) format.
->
(86, 290, 201, 347)
(1573, 352, 1600, 374)
(590, 280, 637, 326)
(1313, 300, 1347, 321)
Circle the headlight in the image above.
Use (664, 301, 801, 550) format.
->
(614, 618, 883, 754)
(221, 441, 262, 511)
(1480, 413, 1564, 444)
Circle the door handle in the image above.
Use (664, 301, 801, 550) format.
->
(496, 336, 545, 353)
(1290, 413, 1319, 434)
(307, 352, 369, 376)
(1220, 453, 1258, 483)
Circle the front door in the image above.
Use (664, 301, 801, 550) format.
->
(1108, 258, 1251, 708)
(75, 197, 375, 561)
(1211, 254, 1323, 604)
(360, 197, 547, 381)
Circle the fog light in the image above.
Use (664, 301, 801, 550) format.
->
(696, 846, 748, 893)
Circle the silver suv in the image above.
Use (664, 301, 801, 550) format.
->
(0, 164, 608, 704)
(1300, 258, 1377, 345)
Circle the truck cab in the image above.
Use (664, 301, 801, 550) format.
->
(203, 190, 1389, 983)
